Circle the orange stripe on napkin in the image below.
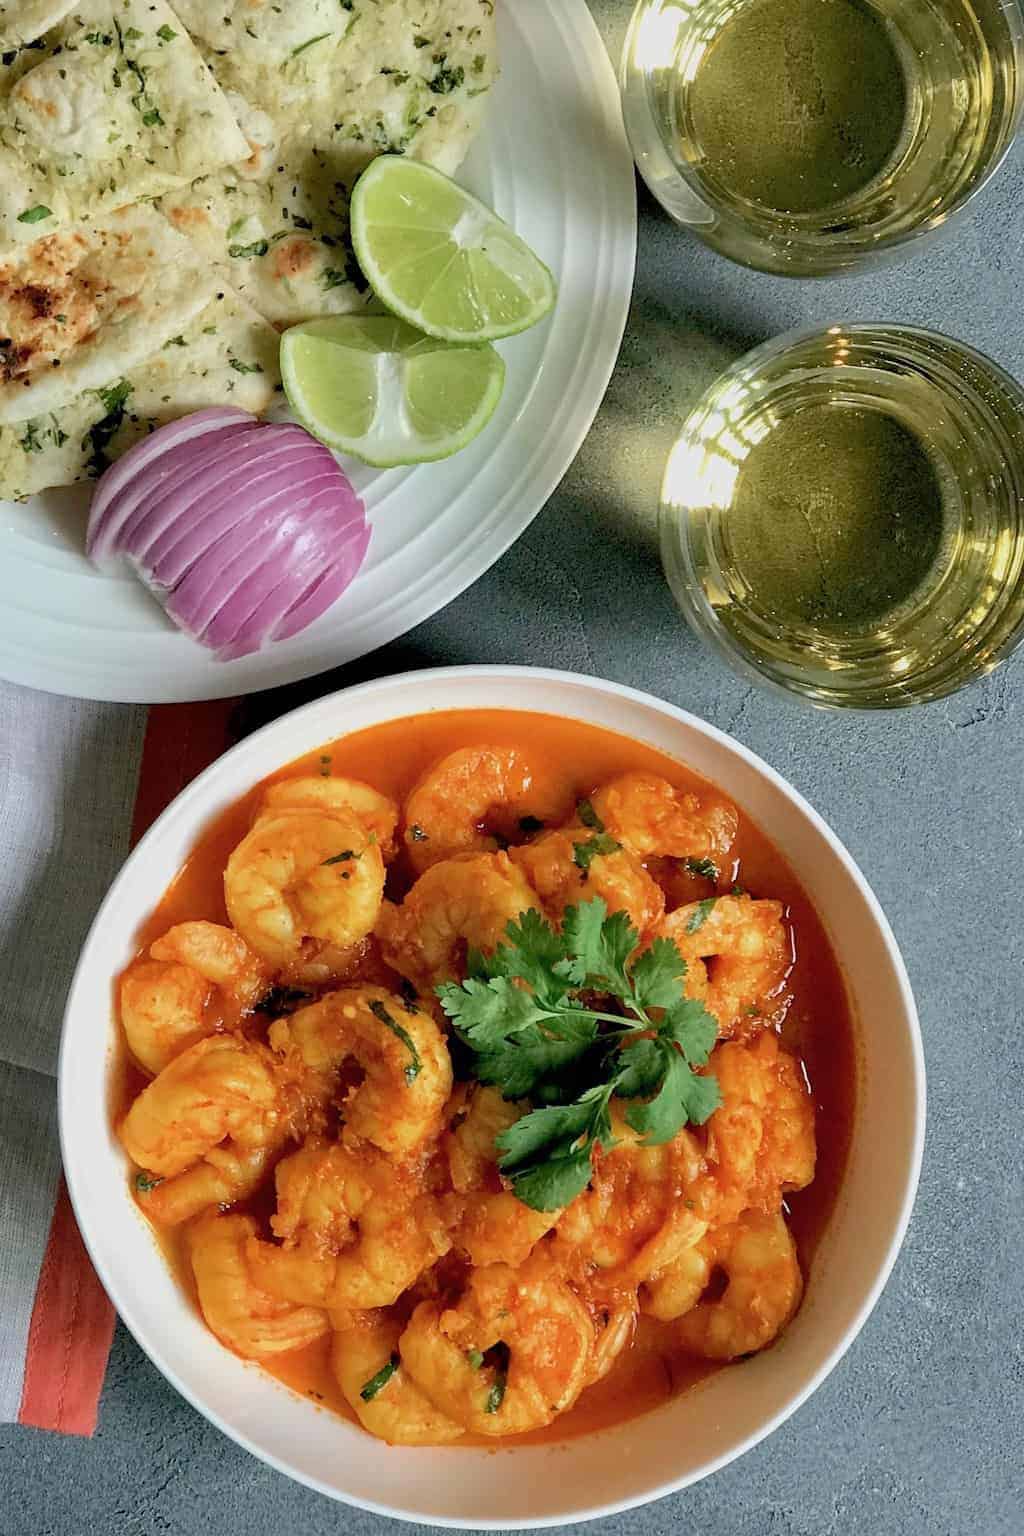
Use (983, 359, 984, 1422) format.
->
(18, 1180, 117, 1436)
(130, 699, 242, 845)
(19, 698, 239, 1436)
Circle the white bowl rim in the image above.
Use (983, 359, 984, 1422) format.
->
(58, 665, 926, 1528)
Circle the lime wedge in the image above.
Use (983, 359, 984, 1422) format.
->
(350, 158, 557, 343)
(281, 315, 506, 469)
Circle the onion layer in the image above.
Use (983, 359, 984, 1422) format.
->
(86, 410, 370, 660)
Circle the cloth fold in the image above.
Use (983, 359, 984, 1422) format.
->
(0, 683, 237, 1436)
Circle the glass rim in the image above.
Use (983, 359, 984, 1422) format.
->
(621, 0, 1024, 272)
(659, 321, 1024, 711)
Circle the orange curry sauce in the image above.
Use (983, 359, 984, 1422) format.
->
(115, 708, 857, 1444)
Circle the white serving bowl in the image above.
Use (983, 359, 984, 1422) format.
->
(60, 667, 925, 1528)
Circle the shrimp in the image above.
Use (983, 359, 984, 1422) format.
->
(700, 1032, 816, 1224)
(510, 830, 665, 936)
(587, 774, 738, 864)
(402, 745, 572, 873)
(585, 1296, 639, 1385)
(137, 1144, 280, 1228)
(120, 1033, 299, 1225)
(189, 1212, 329, 1360)
(120, 921, 267, 1076)
(246, 1138, 450, 1310)
(676, 1210, 803, 1359)
(224, 809, 385, 982)
(120, 1033, 287, 1178)
(641, 1234, 714, 1322)
(400, 1258, 595, 1436)
(444, 1086, 559, 1268)
(552, 1113, 709, 1288)
(376, 852, 540, 993)
(258, 776, 399, 861)
(332, 1317, 464, 1446)
(268, 986, 452, 1158)
(658, 893, 791, 1034)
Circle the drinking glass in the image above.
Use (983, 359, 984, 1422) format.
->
(621, 0, 1024, 275)
(660, 324, 1024, 707)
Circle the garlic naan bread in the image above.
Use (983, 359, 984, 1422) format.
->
(0, 0, 499, 492)
(0, 288, 280, 499)
(171, 0, 496, 152)
(163, 138, 370, 330)
(0, 0, 247, 247)
(0, 2, 74, 47)
(0, 206, 219, 425)
(163, 0, 498, 326)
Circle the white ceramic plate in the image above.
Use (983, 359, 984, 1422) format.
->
(0, 2, 636, 704)
(60, 667, 925, 1528)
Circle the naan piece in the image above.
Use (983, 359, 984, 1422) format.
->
(172, 0, 495, 154)
(0, 2, 74, 47)
(163, 0, 497, 326)
(0, 288, 280, 498)
(0, 205, 220, 424)
(0, 0, 248, 246)
(163, 137, 369, 330)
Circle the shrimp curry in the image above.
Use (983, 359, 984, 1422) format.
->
(115, 709, 855, 1446)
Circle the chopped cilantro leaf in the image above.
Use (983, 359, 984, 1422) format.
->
(19, 420, 42, 454)
(85, 379, 132, 476)
(483, 1344, 510, 1412)
(430, 60, 465, 94)
(360, 1355, 399, 1401)
(685, 856, 719, 881)
(439, 899, 720, 1211)
(576, 798, 604, 832)
(572, 832, 622, 873)
(17, 205, 51, 224)
(292, 32, 332, 57)
(367, 998, 422, 1084)
(686, 897, 718, 935)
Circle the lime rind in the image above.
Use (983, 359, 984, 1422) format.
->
(351, 158, 557, 344)
(281, 316, 506, 470)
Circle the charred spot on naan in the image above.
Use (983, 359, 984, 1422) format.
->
(0, 285, 280, 499)
(0, 206, 219, 426)
(0, 230, 109, 386)
(268, 238, 320, 282)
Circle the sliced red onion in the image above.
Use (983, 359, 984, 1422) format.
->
(147, 447, 329, 588)
(163, 469, 344, 628)
(269, 528, 371, 649)
(87, 411, 369, 661)
(200, 508, 370, 657)
(87, 410, 255, 562)
(114, 429, 302, 571)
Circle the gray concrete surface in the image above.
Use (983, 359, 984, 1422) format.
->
(4, 1, 1024, 1531)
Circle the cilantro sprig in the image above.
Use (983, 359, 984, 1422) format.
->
(437, 899, 720, 1212)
